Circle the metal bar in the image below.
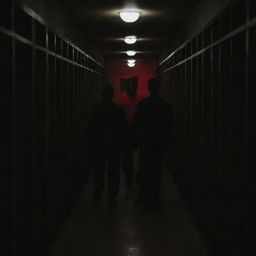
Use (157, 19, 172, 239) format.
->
(60, 42, 64, 213)
(184, 58, 187, 158)
(2, 3, 105, 255)
(159, 16, 256, 74)
(45, 26, 50, 242)
(11, 1, 17, 254)
(0, 27, 103, 76)
(15, 2, 104, 68)
(31, 17, 37, 255)
(243, 0, 250, 253)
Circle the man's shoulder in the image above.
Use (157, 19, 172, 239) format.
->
(139, 96, 171, 107)
(115, 92, 129, 104)
(139, 97, 149, 104)
(136, 94, 146, 101)
(111, 102, 126, 115)
(136, 97, 151, 109)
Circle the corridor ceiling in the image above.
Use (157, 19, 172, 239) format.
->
(60, 0, 200, 59)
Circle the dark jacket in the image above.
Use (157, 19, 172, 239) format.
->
(133, 95, 173, 151)
(87, 100, 128, 154)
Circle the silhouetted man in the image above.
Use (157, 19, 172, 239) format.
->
(87, 84, 128, 207)
(116, 78, 143, 186)
(133, 78, 173, 208)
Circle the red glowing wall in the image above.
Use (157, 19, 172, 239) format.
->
(104, 59, 158, 99)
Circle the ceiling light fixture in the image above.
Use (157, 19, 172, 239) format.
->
(119, 11, 140, 23)
(127, 59, 136, 64)
(127, 62, 136, 67)
(127, 50, 136, 56)
(124, 35, 137, 44)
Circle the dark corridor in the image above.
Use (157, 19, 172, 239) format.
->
(0, 0, 255, 255)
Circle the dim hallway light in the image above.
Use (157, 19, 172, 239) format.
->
(127, 59, 136, 64)
(119, 11, 140, 23)
(127, 50, 136, 56)
(127, 62, 136, 67)
(124, 35, 137, 44)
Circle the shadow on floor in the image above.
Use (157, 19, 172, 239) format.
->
(48, 168, 209, 256)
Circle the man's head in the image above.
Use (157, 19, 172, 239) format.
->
(126, 78, 138, 97)
(148, 78, 161, 96)
(102, 84, 114, 100)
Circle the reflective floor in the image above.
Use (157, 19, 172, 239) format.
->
(48, 169, 209, 256)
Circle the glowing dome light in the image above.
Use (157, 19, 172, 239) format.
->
(127, 50, 136, 56)
(124, 35, 137, 44)
(119, 11, 140, 23)
(127, 59, 136, 64)
(128, 62, 136, 67)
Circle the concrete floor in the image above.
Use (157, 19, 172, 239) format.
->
(48, 169, 209, 256)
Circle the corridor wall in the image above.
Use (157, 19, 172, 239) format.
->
(159, 0, 255, 255)
(105, 58, 157, 99)
(0, 2, 104, 256)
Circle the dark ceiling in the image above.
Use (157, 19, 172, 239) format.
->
(60, 0, 200, 59)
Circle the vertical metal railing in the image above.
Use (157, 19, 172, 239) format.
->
(158, 0, 256, 255)
(0, 1, 104, 255)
